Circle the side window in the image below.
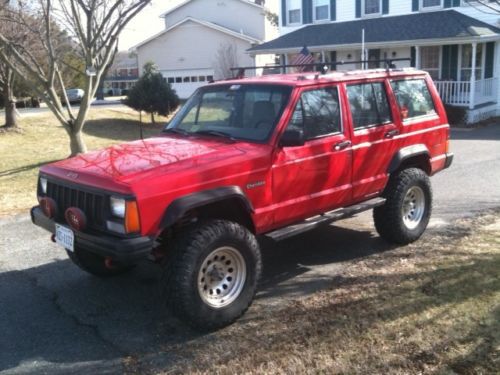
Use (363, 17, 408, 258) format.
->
(346, 82, 392, 130)
(391, 79, 437, 121)
(287, 87, 341, 139)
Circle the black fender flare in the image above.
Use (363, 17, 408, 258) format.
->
(388, 144, 430, 174)
(159, 186, 254, 230)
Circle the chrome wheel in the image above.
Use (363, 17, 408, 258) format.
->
(402, 186, 425, 230)
(198, 246, 246, 308)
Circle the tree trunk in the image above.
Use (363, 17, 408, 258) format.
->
(69, 130, 87, 157)
(3, 81, 18, 128)
(151, 112, 155, 124)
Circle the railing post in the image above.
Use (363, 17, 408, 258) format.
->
(415, 46, 420, 69)
(469, 42, 477, 110)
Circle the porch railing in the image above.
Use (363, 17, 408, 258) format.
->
(435, 78, 498, 107)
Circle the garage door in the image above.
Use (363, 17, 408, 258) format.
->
(162, 69, 215, 99)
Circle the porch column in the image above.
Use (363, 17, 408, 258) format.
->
(415, 46, 420, 69)
(469, 42, 477, 110)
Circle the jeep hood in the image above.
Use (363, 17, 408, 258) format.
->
(43, 136, 250, 183)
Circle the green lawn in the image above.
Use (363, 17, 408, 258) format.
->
(0, 107, 168, 216)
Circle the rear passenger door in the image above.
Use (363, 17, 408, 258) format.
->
(272, 86, 352, 227)
(346, 80, 399, 201)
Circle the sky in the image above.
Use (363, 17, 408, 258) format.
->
(119, 0, 279, 51)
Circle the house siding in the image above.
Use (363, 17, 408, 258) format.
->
(280, 0, 500, 35)
(137, 21, 254, 75)
(164, 0, 266, 41)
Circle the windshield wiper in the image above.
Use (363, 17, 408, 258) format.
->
(163, 128, 190, 136)
(193, 130, 236, 141)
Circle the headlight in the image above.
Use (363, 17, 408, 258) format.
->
(110, 196, 126, 218)
(40, 177, 48, 194)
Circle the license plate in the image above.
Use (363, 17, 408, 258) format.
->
(55, 224, 74, 252)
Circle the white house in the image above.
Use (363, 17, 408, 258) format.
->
(132, 0, 277, 99)
(103, 52, 139, 96)
(249, 0, 500, 123)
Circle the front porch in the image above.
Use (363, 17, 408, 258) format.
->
(434, 77, 498, 108)
(248, 10, 500, 123)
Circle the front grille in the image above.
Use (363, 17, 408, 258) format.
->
(46, 180, 105, 229)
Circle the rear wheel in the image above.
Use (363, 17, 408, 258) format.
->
(66, 248, 134, 277)
(161, 220, 262, 331)
(374, 168, 432, 244)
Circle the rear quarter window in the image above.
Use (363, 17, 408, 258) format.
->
(391, 79, 437, 122)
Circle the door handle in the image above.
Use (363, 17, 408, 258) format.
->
(385, 129, 399, 138)
(334, 140, 351, 151)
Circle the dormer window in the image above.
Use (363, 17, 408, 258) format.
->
(421, 0, 441, 9)
(364, 0, 381, 16)
(287, 0, 302, 24)
(313, 0, 329, 21)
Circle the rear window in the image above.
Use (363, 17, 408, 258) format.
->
(390, 79, 437, 121)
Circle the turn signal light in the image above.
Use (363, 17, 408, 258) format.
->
(125, 200, 140, 234)
(39, 197, 57, 219)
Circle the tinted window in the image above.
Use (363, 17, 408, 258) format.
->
(287, 88, 341, 139)
(347, 82, 392, 129)
(391, 79, 437, 120)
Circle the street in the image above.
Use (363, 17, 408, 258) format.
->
(0, 124, 499, 374)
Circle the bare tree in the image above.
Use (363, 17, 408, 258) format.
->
(0, 0, 151, 155)
(0, 4, 23, 129)
(0, 58, 17, 129)
(214, 42, 239, 80)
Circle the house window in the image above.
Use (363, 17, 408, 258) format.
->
(461, 44, 483, 81)
(287, 0, 301, 24)
(421, 0, 441, 8)
(167, 77, 175, 84)
(364, 0, 381, 16)
(420, 46, 440, 80)
(313, 0, 329, 21)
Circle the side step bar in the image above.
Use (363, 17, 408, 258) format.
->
(264, 197, 386, 242)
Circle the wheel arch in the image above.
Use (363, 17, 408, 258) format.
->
(388, 144, 431, 175)
(159, 186, 255, 234)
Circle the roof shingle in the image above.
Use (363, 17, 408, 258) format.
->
(249, 10, 500, 52)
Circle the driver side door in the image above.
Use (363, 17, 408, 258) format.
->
(271, 85, 353, 228)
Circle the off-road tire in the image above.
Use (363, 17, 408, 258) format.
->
(66, 248, 134, 277)
(373, 168, 432, 244)
(161, 219, 262, 331)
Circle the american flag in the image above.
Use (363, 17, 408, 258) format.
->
(291, 46, 315, 72)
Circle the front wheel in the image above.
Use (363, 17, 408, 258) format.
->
(161, 220, 262, 331)
(374, 168, 432, 244)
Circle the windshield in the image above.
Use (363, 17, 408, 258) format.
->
(164, 84, 292, 142)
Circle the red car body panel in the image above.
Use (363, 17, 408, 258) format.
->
(39, 69, 450, 237)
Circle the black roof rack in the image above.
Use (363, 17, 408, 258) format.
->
(230, 58, 412, 79)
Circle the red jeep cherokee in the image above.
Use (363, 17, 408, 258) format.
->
(32, 67, 453, 330)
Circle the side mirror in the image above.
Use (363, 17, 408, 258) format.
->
(279, 129, 305, 147)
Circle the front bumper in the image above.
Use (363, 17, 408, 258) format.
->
(31, 206, 154, 263)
